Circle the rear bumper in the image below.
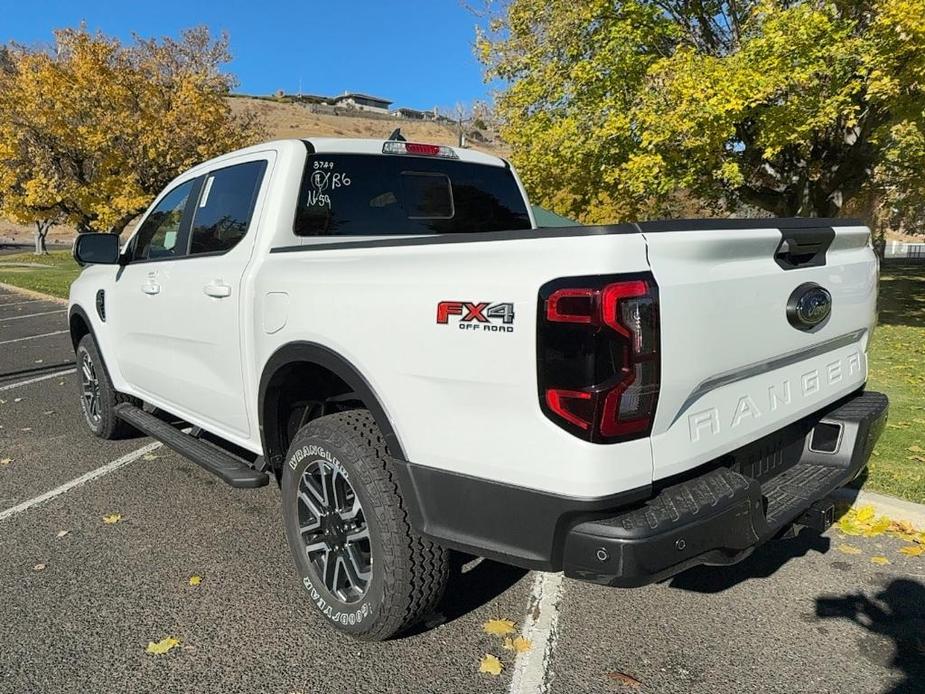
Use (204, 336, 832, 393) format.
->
(562, 390, 888, 586)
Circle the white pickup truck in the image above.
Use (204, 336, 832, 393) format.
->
(69, 136, 888, 640)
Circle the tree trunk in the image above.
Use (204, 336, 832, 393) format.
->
(33, 220, 51, 255)
(740, 181, 846, 219)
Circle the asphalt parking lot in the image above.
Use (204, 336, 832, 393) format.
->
(1, 284, 923, 694)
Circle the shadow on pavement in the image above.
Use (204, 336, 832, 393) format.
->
(667, 529, 831, 594)
(817, 579, 925, 694)
(405, 554, 528, 637)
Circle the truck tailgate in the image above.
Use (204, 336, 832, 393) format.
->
(642, 220, 878, 480)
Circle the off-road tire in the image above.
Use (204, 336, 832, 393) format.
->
(76, 334, 136, 439)
(281, 410, 449, 640)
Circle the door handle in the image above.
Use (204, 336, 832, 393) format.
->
(203, 281, 232, 299)
(142, 283, 161, 295)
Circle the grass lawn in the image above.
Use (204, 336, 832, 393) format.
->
(0, 252, 923, 502)
(0, 250, 81, 299)
(864, 263, 925, 503)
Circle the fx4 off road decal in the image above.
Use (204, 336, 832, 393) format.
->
(436, 301, 515, 333)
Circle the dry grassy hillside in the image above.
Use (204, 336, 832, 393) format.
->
(228, 96, 507, 155)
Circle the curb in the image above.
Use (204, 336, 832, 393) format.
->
(832, 487, 925, 530)
(0, 281, 68, 306)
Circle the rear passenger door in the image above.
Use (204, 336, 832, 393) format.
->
(146, 155, 271, 440)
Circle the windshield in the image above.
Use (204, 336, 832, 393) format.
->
(294, 153, 532, 236)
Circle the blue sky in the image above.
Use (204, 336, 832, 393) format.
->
(0, 0, 494, 111)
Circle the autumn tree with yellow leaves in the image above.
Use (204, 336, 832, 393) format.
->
(478, 0, 925, 236)
(0, 27, 264, 252)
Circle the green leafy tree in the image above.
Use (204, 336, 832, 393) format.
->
(478, 0, 925, 228)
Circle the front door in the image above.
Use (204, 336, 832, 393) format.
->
(110, 176, 201, 406)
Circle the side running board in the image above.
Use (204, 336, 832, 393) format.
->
(113, 403, 269, 488)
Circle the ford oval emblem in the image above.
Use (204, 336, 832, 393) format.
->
(787, 283, 832, 331)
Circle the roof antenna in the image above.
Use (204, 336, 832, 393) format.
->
(388, 128, 406, 142)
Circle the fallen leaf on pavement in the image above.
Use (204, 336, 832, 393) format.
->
(838, 517, 865, 536)
(483, 618, 517, 636)
(56, 530, 69, 538)
(188, 575, 202, 586)
(837, 544, 863, 555)
(503, 635, 533, 653)
(855, 505, 876, 523)
(0, 458, 12, 466)
(143, 453, 159, 461)
(871, 556, 890, 565)
(13, 398, 21, 403)
(478, 654, 503, 676)
(864, 516, 892, 537)
(606, 671, 642, 687)
(102, 514, 123, 524)
(33, 563, 46, 572)
(888, 519, 922, 542)
(43, 410, 55, 416)
(145, 637, 180, 656)
(899, 545, 925, 557)
(20, 427, 31, 432)
(891, 520, 918, 534)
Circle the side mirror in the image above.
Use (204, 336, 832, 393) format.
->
(74, 233, 121, 266)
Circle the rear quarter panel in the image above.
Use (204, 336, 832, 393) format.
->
(254, 233, 654, 498)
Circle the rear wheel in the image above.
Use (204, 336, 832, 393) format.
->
(76, 334, 135, 439)
(281, 410, 448, 640)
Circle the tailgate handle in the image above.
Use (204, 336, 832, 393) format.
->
(774, 227, 835, 270)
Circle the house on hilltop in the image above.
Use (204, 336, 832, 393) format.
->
(330, 92, 393, 114)
(391, 107, 438, 121)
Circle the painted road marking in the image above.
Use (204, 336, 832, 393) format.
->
(0, 368, 77, 391)
(0, 330, 68, 345)
(0, 310, 66, 322)
(0, 442, 163, 522)
(509, 571, 565, 694)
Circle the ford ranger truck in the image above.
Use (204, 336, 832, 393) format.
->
(68, 137, 888, 640)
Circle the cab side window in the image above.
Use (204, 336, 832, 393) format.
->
(189, 161, 267, 255)
(132, 179, 199, 262)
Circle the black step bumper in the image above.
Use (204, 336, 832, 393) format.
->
(562, 390, 888, 587)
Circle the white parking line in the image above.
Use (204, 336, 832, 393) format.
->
(509, 572, 565, 694)
(0, 368, 77, 391)
(0, 310, 66, 322)
(0, 330, 68, 345)
(0, 441, 163, 522)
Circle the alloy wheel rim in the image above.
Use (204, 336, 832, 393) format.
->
(297, 460, 372, 603)
(80, 351, 102, 425)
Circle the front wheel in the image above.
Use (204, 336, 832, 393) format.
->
(281, 410, 449, 640)
(76, 334, 136, 439)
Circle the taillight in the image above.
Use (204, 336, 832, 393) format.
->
(382, 141, 459, 158)
(537, 274, 660, 443)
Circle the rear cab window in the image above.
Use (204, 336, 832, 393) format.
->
(189, 160, 267, 255)
(294, 153, 531, 237)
